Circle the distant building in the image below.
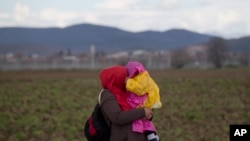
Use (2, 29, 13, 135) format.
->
(183, 45, 209, 68)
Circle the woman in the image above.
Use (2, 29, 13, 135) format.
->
(99, 65, 153, 141)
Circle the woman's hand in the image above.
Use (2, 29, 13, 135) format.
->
(144, 108, 153, 119)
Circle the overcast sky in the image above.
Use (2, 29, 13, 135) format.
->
(0, 0, 249, 39)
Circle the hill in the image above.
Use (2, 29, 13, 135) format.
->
(0, 23, 249, 55)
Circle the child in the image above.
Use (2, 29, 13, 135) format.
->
(125, 61, 162, 141)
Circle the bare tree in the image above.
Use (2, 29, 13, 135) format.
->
(239, 52, 250, 67)
(171, 49, 189, 69)
(207, 37, 228, 68)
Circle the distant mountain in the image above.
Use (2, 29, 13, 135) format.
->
(0, 23, 248, 55)
(227, 36, 250, 52)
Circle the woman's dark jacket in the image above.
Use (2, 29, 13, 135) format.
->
(100, 89, 147, 141)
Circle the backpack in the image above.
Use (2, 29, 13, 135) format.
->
(84, 90, 110, 141)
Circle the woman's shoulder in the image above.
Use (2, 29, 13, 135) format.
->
(101, 89, 113, 97)
(100, 89, 115, 104)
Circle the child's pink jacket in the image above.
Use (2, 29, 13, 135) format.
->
(127, 91, 156, 133)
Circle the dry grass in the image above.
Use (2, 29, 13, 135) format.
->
(0, 69, 249, 141)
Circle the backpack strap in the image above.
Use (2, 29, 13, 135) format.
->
(98, 89, 111, 128)
(98, 89, 104, 105)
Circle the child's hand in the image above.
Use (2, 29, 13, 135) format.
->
(144, 108, 153, 119)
